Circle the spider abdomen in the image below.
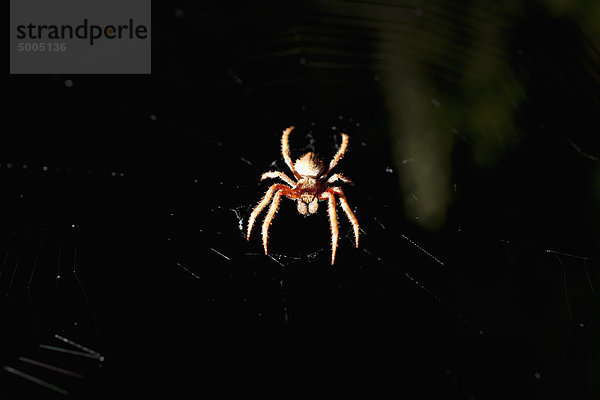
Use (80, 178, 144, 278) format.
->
(294, 152, 325, 178)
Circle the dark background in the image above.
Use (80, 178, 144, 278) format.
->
(3, 1, 599, 398)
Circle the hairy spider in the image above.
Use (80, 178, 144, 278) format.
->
(247, 126, 359, 265)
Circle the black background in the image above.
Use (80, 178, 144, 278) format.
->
(4, 1, 599, 399)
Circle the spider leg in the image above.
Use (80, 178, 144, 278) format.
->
(325, 173, 354, 186)
(319, 191, 339, 265)
(326, 133, 349, 174)
(261, 171, 296, 187)
(281, 126, 302, 179)
(330, 187, 359, 248)
(261, 188, 297, 255)
(247, 183, 291, 240)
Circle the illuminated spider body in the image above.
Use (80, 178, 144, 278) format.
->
(247, 126, 359, 265)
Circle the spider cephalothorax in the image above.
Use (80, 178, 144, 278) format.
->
(247, 126, 359, 265)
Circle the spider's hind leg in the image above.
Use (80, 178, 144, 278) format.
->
(326, 133, 349, 174)
(281, 126, 301, 179)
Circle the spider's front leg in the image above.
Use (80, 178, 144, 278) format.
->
(319, 191, 339, 265)
(247, 183, 291, 240)
(329, 187, 359, 248)
(261, 188, 297, 255)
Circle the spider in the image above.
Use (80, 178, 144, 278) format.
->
(246, 126, 359, 265)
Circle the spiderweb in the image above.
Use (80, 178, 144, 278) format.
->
(4, 1, 600, 399)
(163, 117, 599, 398)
